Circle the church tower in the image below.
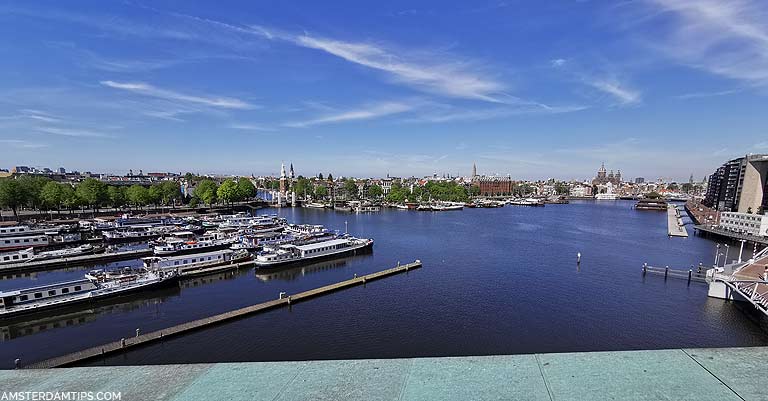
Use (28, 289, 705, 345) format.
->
(279, 162, 287, 195)
(472, 162, 477, 178)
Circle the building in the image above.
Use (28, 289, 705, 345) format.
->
(592, 163, 622, 186)
(635, 177, 645, 184)
(719, 212, 768, 237)
(704, 154, 768, 214)
(473, 176, 513, 196)
(569, 184, 593, 197)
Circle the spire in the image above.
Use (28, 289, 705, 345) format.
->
(289, 163, 295, 179)
(472, 162, 477, 177)
(599, 162, 606, 173)
(280, 162, 286, 178)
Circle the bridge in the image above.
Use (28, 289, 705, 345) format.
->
(707, 246, 768, 316)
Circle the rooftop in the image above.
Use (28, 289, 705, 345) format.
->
(4, 347, 766, 400)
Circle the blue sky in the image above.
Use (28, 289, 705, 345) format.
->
(0, 0, 766, 180)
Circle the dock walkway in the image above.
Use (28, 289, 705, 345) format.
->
(23, 260, 422, 369)
(667, 204, 688, 237)
(5, 346, 767, 400)
(0, 249, 153, 273)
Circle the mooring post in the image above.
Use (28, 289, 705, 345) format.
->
(14, 358, 20, 369)
(279, 291, 286, 299)
(136, 328, 140, 337)
(577, 252, 581, 264)
(664, 266, 669, 279)
(643, 263, 647, 275)
(120, 338, 126, 348)
(688, 269, 692, 283)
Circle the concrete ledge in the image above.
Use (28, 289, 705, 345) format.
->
(2, 347, 766, 400)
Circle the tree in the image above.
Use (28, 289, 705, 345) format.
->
(17, 175, 51, 210)
(188, 197, 200, 208)
(368, 184, 383, 199)
(60, 184, 79, 211)
(681, 183, 693, 193)
(344, 179, 359, 199)
(645, 191, 661, 199)
(194, 179, 218, 206)
(236, 178, 256, 201)
(127, 185, 150, 208)
(314, 185, 328, 199)
(217, 179, 238, 205)
(159, 181, 182, 206)
(148, 185, 163, 206)
(554, 182, 570, 196)
(385, 183, 407, 203)
(108, 186, 127, 208)
(0, 179, 27, 217)
(75, 178, 108, 211)
(294, 178, 314, 198)
(41, 181, 66, 211)
(469, 185, 481, 197)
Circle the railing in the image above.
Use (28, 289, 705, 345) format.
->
(642, 263, 708, 283)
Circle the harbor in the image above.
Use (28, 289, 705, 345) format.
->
(1, 201, 766, 369)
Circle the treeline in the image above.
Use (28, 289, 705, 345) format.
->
(190, 178, 256, 207)
(0, 176, 184, 217)
(384, 182, 469, 203)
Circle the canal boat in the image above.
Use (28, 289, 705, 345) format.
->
(152, 231, 238, 256)
(0, 226, 51, 238)
(0, 234, 49, 252)
(254, 236, 373, 268)
(143, 249, 252, 276)
(0, 248, 36, 265)
(27, 244, 103, 262)
(0, 268, 178, 318)
(103, 225, 175, 243)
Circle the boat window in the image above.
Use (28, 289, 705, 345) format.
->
(74, 286, 81, 291)
(62, 288, 69, 293)
(48, 290, 56, 296)
(19, 295, 28, 301)
(34, 293, 42, 298)
(12, 255, 18, 260)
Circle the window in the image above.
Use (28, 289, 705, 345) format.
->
(48, 290, 56, 296)
(74, 286, 81, 291)
(34, 293, 42, 299)
(62, 288, 69, 293)
(19, 295, 28, 301)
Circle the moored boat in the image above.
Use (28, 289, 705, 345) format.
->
(143, 249, 252, 276)
(255, 236, 373, 268)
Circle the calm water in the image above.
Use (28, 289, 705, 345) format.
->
(1, 201, 766, 368)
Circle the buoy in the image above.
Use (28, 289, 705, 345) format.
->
(577, 252, 581, 264)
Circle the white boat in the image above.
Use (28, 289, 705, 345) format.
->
(305, 202, 327, 209)
(0, 268, 178, 318)
(594, 193, 618, 200)
(0, 226, 50, 238)
(103, 225, 175, 242)
(152, 231, 238, 255)
(0, 248, 35, 265)
(143, 249, 251, 276)
(255, 236, 373, 268)
(0, 234, 49, 251)
(27, 244, 101, 262)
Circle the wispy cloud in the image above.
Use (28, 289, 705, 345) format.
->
(35, 126, 112, 138)
(643, 0, 768, 86)
(229, 123, 275, 132)
(100, 81, 256, 110)
(583, 77, 642, 105)
(675, 89, 743, 99)
(284, 102, 414, 128)
(0, 139, 48, 149)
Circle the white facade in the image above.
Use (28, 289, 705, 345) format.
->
(719, 212, 768, 237)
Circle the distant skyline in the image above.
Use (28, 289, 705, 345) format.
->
(1, 1, 767, 180)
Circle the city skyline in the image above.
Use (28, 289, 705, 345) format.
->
(1, 1, 767, 179)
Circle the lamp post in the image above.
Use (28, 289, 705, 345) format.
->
(724, 244, 730, 267)
(714, 244, 721, 266)
(738, 239, 746, 263)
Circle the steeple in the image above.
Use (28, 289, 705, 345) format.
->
(289, 163, 295, 179)
(472, 162, 477, 177)
(280, 162, 286, 178)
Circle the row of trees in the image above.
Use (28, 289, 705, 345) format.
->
(383, 182, 469, 203)
(0, 176, 184, 217)
(191, 178, 256, 207)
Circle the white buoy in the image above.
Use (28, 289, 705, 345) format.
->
(577, 252, 581, 263)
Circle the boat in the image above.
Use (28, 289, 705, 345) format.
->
(634, 198, 668, 211)
(507, 198, 545, 207)
(0, 234, 49, 252)
(254, 236, 374, 268)
(0, 226, 51, 238)
(0, 248, 36, 265)
(0, 268, 178, 318)
(26, 244, 103, 262)
(394, 204, 410, 210)
(152, 231, 238, 256)
(416, 204, 432, 211)
(103, 225, 175, 243)
(142, 249, 252, 277)
(594, 193, 618, 200)
(305, 202, 327, 209)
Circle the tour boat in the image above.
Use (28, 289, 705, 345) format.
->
(0, 268, 178, 318)
(254, 236, 373, 268)
(143, 248, 252, 276)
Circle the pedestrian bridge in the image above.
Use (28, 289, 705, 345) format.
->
(708, 246, 768, 316)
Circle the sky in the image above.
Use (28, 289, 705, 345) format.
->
(0, 0, 767, 181)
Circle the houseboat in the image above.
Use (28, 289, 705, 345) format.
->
(143, 248, 251, 276)
(0, 268, 178, 318)
(103, 225, 175, 243)
(254, 236, 373, 268)
(0, 226, 50, 238)
(0, 234, 49, 252)
(152, 231, 238, 255)
(0, 248, 36, 265)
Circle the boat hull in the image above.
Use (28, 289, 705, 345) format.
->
(255, 240, 373, 269)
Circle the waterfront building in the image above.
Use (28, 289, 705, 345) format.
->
(703, 154, 768, 214)
(472, 175, 513, 196)
(635, 177, 645, 184)
(569, 184, 593, 197)
(719, 211, 768, 237)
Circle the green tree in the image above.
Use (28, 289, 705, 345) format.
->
(194, 179, 218, 206)
(314, 185, 328, 199)
(75, 178, 109, 210)
(554, 182, 570, 196)
(344, 179, 359, 199)
(217, 179, 238, 205)
(17, 175, 51, 210)
(107, 186, 127, 208)
(148, 185, 163, 206)
(159, 181, 182, 206)
(368, 184, 383, 199)
(61, 184, 79, 211)
(0, 179, 27, 217)
(294, 177, 314, 198)
(127, 185, 149, 208)
(236, 178, 256, 201)
(41, 181, 66, 211)
(385, 184, 407, 203)
(188, 197, 200, 208)
(681, 183, 693, 193)
(646, 191, 662, 199)
(469, 185, 481, 197)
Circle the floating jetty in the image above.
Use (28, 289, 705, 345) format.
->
(666, 204, 688, 237)
(23, 260, 422, 369)
(0, 249, 153, 273)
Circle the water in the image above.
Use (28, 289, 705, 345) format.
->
(1, 201, 766, 368)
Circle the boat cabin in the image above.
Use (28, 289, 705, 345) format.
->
(0, 279, 97, 309)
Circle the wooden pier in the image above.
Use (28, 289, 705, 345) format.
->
(23, 260, 422, 369)
(0, 249, 153, 273)
(666, 204, 688, 237)
(642, 263, 707, 283)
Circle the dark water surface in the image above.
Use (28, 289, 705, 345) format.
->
(1, 201, 766, 368)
